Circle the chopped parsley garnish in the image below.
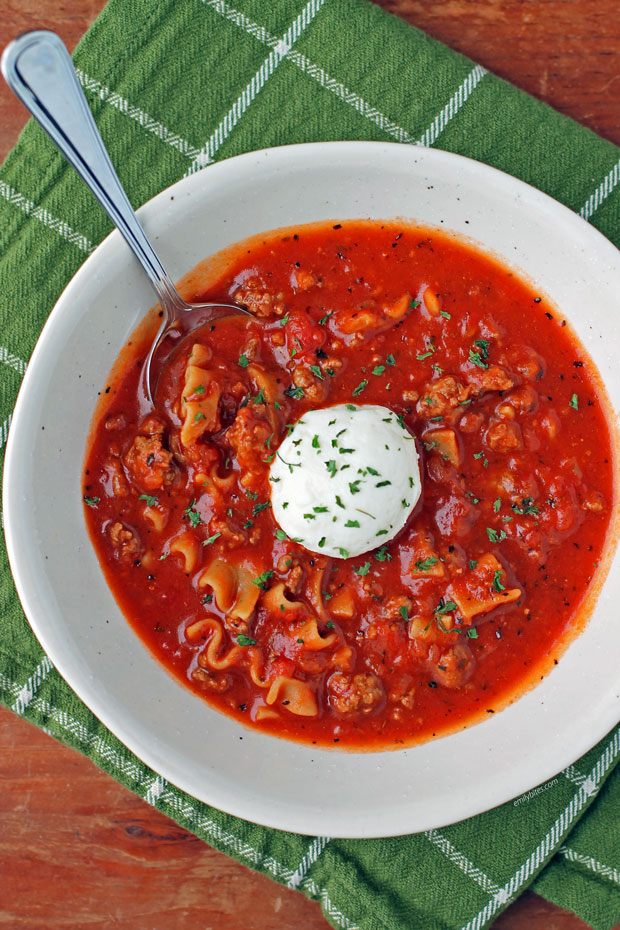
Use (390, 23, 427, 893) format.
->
(466, 629, 478, 639)
(349, 480, 361, 494)
(184, 500, 201, 528)
(512, 498, 540, 516)
(275, 528, 288, 541)
(346, 403, 357, 411)
(325, 459, 337, 477)
(284, 385, 304, 399)
(355, 562, 371, 575)
(237, 634, 257, 647)
(83, 495, 99, 506)
(238, 354, 250, 368)
(493, 497, 501, 514)
(193, 412, 205, 422)
(318, 537, 326, 548)
(313, 505, 328, 513)
(253, 500, 271, 517)
(492, 570, 506, 593)
(312, 434, 320, 449)
(194, 385, 205, 394)
(372, 365, 386, 376)
(386, 354, 396, 366)
(309, 365, 325, 380)
(374, 545, 392, 562)
(398, 605, 409, 621)
(414, 556, 439, 571)
(337, 547, 350, 558)
(345, 519, 360, 528)
(469, 348, 489, 370)
(335, 495, 345, 509)
(468, 559, 478, 570)
(326, 621, 335, 629)
(440, 310, 451, 319)
(366, 466, 379, 475)
(252, 569, 274, 589)
(570, 393, 579, 410)
(376, 480, 391, 488)
(139, 494, 158, 507)
(318, 311, 334, 325)
(487, 527, 507, 543)
(202, 532, 222, 546)
(280, 314, 290, 326)
(352, 379, 368, 397)
(409, 299, 421, 309)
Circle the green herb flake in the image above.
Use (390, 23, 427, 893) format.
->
(138, 494, 158, 507)
(194, 385, 205, 394)
(83, 495, 99, 506)
(253, 500, 271, 517)
(238, 354, 250, 368)
(237, 634, 257, 647)
(345, 519, 360, 528)
(325, 459, 337, 477)
(376, 480, 391, 488)
(335, 495, 345, 509)
(185, 500, 201, 528)
(318, 537, 326, 548)
(275, 528, 288, 541)
(318, 311, 334, 326)
(337, 547, 350, 558)
(352, 379, 368, 397)
(414, 556, 439, 572)
(399, 605, 409, 621)
(492, 570, 506, 593)
(372, 365, 386, 376)
(440, 310, 451, 319)
(252, 569, 274, 589)
(280, 314, 290, 327)
(466, 628, 478, 639)
(469, 349, 489, 370)
(374, 546, 392, 562)
(487, 527, 507, 543)
(309, 364, 325, 381)
(570, 393, 579, 410)
(493, 497, 501, 514)
(409, 299, 421, 310)
(355, 562, 371, 576)
(386, 354, 396, 367)
(202, 532, 222, 546)
(468, 559, 478, 570)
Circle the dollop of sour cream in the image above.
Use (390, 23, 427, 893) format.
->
(269, 404, 421, 559)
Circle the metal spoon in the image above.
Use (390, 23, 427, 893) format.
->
(1, 30, 248, 405)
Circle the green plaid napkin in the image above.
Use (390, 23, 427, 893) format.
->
(1, 1, 619, 928)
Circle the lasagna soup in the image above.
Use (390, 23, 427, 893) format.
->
(83, 221, 615, 748)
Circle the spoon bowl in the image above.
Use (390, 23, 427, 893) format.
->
(1, 29, 249, 405)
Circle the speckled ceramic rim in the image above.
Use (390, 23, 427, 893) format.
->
(4, 142, 620, 837)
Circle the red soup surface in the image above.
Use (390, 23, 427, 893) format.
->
(83, 221, 615, 749)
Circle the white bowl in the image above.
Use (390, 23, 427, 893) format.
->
(4, 142, 620, 838)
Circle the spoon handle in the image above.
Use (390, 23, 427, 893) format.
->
(1, 30, 180, 309)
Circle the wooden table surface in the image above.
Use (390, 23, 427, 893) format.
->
(1, 2, 619, 928)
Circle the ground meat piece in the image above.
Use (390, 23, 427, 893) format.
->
(459, 411, 485, 433)
(431, 643, 475, 689)
(105, 413, 126, 431)
(124, 418, 177, 492)
(467, 364, 516, 394)
(504, 384, 538, 415)
(485, 420, 524, 452)
(500, 345, 546, 382)
(192, 665, 232, 692)
(581, 489, 606, 512)
(328, 672, 385, 717)
(417, 376, 472, 421)
(287, 564, 304, 593)
(209, 515, 247, 549)
(292, 365, 328, 403)
(226, 406, 272, 475)
(233, 277, 286, 317)
(108, 521, 140, 560)
(318, 356, 343, 376)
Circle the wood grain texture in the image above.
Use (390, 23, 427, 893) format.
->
(1, 1, 619, 928)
